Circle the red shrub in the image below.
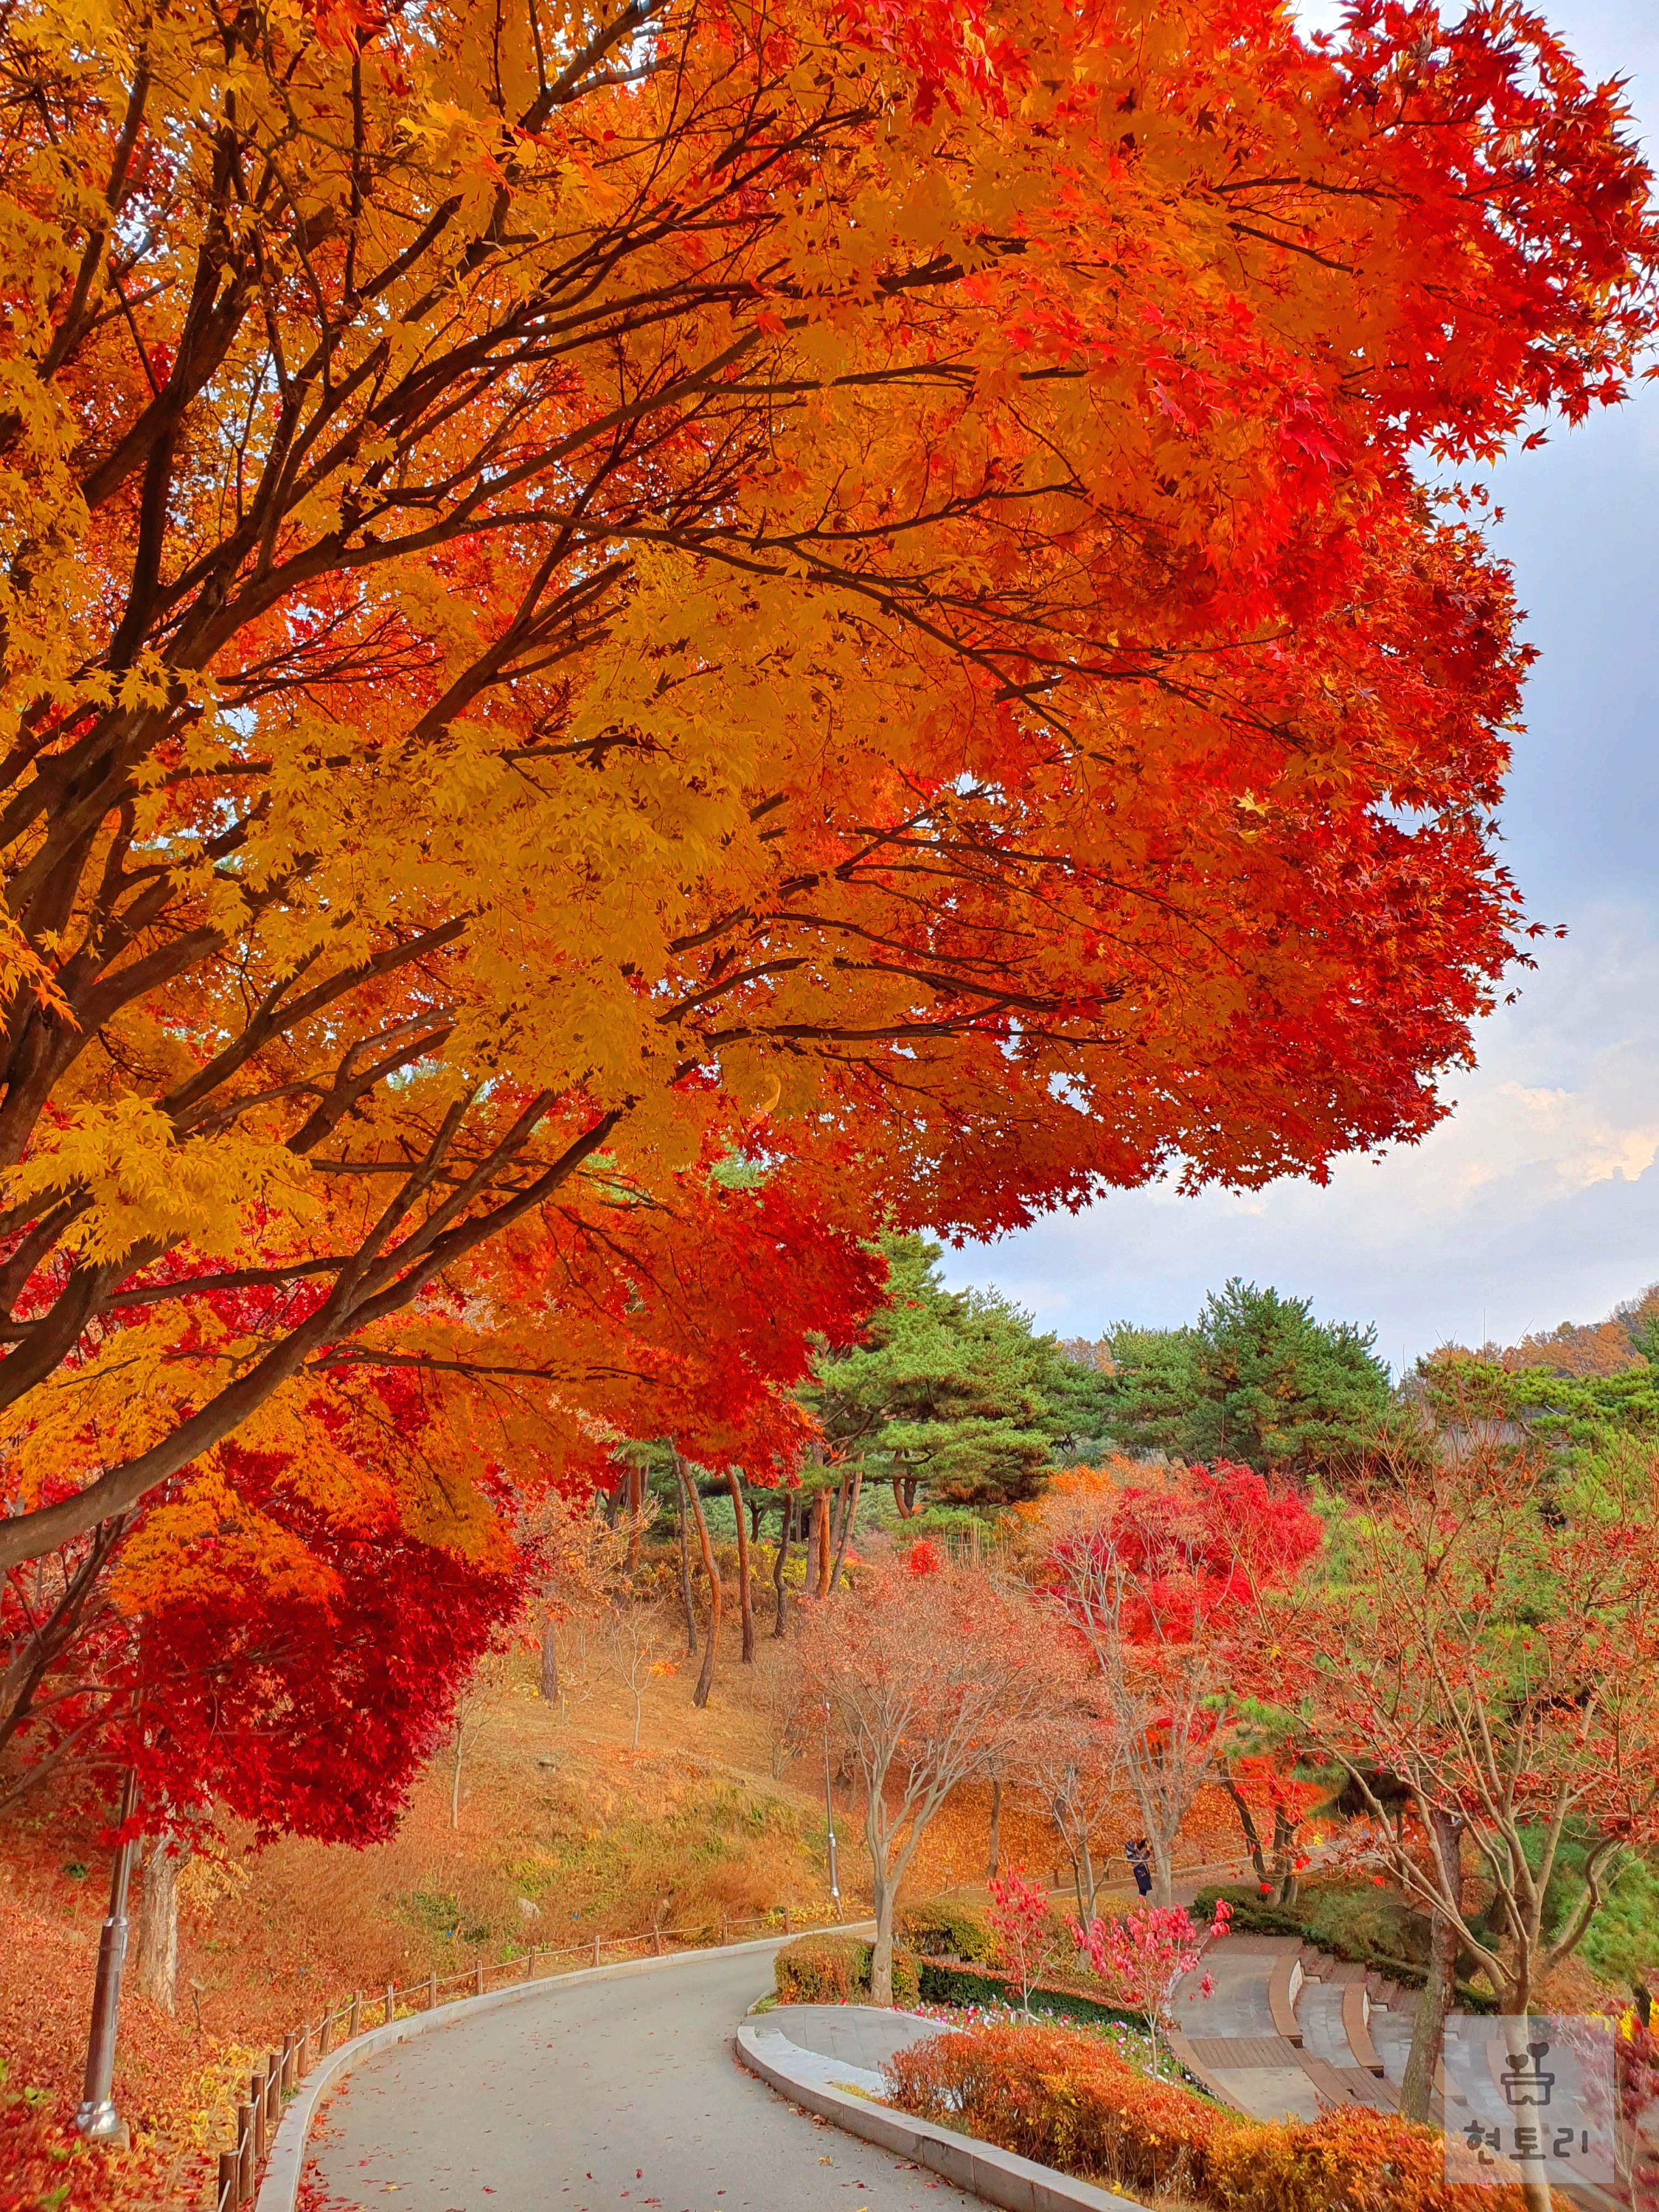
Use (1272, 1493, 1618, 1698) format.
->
(883, 2020, 1227, 2199)
(883, 2022, 1531, 2211)
(1209, 2102, 1527, 2211)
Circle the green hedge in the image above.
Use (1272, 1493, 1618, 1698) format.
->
(917, 1958, 1146, 2030)
(899, 1899, 994, 1963)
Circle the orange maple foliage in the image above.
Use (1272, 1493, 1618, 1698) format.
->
(0, 0, 1654, 1573)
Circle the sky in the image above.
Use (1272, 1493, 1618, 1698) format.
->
(942, 0, 1659, 1376)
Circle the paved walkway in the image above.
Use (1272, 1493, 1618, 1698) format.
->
(745, 2005, 958, 2098)
(1168, 1934, 1418, 2124)
(305, 1945, 981, 2212)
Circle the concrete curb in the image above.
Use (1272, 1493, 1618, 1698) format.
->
(256, 1933, 790, 2212)
(735, 2020, 1152, 2212)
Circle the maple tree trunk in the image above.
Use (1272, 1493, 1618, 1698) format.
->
(813, 1493, 831, 1599)
(1079, 1833, 1099, 1921)
(1270, 1805, 1298, 1907)
(629, 1654, 645, 1752)
(827, 1467, 862, 1594)
(679, 1458, 721, 1709)
(539, 1614, 560, 1705)
(868, 1848, 897, 2007)
(133, 1834, 184, 2014)
(1403, 1809, 1464, 2125)
(772, 1498, 792, 1638)
(726, 1469, 755, 1663)
(625, 1461, 644, 1574)
(1220, 1775, 1270, 1888)
(1147, 1831, 1175, 1910)
(986, 1774, 1002, 1880)
(676, 1488, 698, 1656)
(1500, 2005, 1554, 2212)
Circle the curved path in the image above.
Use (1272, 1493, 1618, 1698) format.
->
(304, 1944, 979, 2212)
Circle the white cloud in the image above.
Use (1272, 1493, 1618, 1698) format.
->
(939, 904, 1659, 1370)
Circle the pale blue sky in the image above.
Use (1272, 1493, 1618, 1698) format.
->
(943, 0, 1659, 1373)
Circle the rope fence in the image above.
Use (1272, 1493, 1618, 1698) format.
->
(207, 1903, 832, 2210)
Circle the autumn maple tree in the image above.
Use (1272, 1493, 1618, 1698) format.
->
(1046, 1461, 1322, 1903)
(802, 1543, 1051, 2004)
(1071, 1896, 1231, 2078)
(1305, 1427, 1659, 2028)
(0, 1411, 526, 1840)
(985, 1865, 1055, 2016)
(0, 0, 1653, 1576)
(0, 1166, 874, 1835)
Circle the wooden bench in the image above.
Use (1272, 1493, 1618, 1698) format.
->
(1342, 1982, 1387, 2076)
(1267, 1952, 1304, 2045)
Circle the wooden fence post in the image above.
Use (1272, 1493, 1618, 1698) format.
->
(475, 1958, 485, 1996)
(236, 2104, 255, 2202)
(426, 1969, 437, 2011)
(279, 2034, 296, 2095)
(218, 2147, 237, 2211)
(720, 1910, 730, 1946)
(263, 2057, 280, 2133)
(251, 2073, 266, 2163)
(349, 1992, 362, 2038)
(592, 1932, 602, 1968)
(782, 1907, 791, 1938)
(386, 1981, 396, 2028)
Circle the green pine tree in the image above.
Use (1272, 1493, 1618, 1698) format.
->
(805, 1235, 1111, 1514)
(1100, 1279, 1391, 1481)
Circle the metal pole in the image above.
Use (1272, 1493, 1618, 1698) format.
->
(821, 1700, 841, 1920)
(76, 1768, 140, 2141)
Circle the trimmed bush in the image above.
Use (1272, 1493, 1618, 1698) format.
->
(900, 1899, 994, 1962)
(891, 1947, 920, 2007)
(1192, 1885, 1305, 1941)
(772, 1934, 919, 2007)
(884, 2020, 1225, 2201)
(883, 2021, 1530, 2211)
(774, 1933, 872, 2003)
(1210, 2103, 1527, 2211)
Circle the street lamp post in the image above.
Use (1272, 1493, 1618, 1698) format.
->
(821, 1700, 841, 1919)
(76, 1767, 140, 2143)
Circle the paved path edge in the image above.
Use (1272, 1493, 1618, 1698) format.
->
(256, 1933, 794, 2212)
(734, 2020, 1151, 2212)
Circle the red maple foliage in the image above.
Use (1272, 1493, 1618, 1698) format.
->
(1044, 1464, 1321, 1904)
(2, 1424, 524, 1843)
